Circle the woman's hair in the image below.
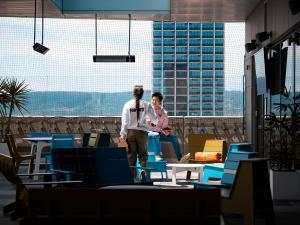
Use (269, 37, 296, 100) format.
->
(133, 85, 144, 122)
(152, 92, 163, 102)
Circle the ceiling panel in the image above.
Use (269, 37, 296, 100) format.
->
(0, 0, 261, 22)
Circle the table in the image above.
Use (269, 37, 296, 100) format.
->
(167, 163, 204, 185)
(23, 137, 80, 180)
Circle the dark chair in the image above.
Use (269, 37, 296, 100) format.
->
(82, 132, 111, 147)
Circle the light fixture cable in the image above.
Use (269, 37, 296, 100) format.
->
(128, 14, 131, 56)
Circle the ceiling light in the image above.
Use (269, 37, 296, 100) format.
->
(245, 40, 258, 53)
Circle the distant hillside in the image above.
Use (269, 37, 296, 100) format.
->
(24, 91, 151, 116)
(20, 90, 242, 116)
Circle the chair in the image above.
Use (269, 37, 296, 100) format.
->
(202, 143, 253, 182)
(188, 133, 214, 160)
(195, 158, 275, 225)
(0, 153, 81, 220)
(146, 133, 168, 180)
(5, 134, 34, 172)
(82, 132, 111, 147)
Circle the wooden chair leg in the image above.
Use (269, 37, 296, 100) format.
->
(186, 170, 191, 179)
(3, 201, 16, 215)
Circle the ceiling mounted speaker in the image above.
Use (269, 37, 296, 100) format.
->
(289, 0, 300, 15)
(245, 40, 258, 53)
(256, 32, 272, 44)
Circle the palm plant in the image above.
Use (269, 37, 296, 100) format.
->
(265, 87, 300, 171)
(0, 77, 31, 138)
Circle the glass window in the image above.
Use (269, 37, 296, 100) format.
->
(189, 79, 201, 86)
(215, 63, 224, 70)
(164, 79, 174, 87)
(215, 31, 224, 38)
(153, 31, 162, 38)
(163, 31, 175, 38)
(153, 39, 162, 46)
(176, 96, 187, 102)
(202, 95, 213, 102)
(189, 111, 201, 116)
(164, 71, 174, 78)
(190, 96, 201, 101)
(176, 23, 188, 30)
(163, 39, 175, 46)
(202, 31, 214, 38)
(215, 95, 224, 102)
(189, 23, 201, 30)
(153, 23, 162, 30)
(176, 55, 187, 62)
(203, 103, 213, 109)
(215, 71, 224, 78)
(216, 103, 223, 109)
(176, 47, 188, 54)
(202, 23, 214, 30)
(203, 111, 213, 116)
(177, 88, 187, 95)
(189, 63, 201, 70)
(153, 87, 161, 93)
(202, 55, 213, 62)
(189, 88, 200, 95)
(164, 96, 174, 102)
(176, 111, 187, 116)
(215, 39, 224, 46)
(215, 79, 224, 86)
(153, 47, 162, 54)
(189, 104, 200, 110)
(189, 71, 201, 78)
(176, 104, 187, 110)
(163, 63, 174, 70)
(215, 87, 224, 94)
(189, 55, 201, 62)
(203, 63, 213, 70)
(215, 23, 224, 30)
(153, 71, 162, 78)
(153, 63, 162, 70)
(189, 47, 201, 54)
(163, 47, 174, 53)
(202, 79, 213, 86)
(153, 79, 162, 86)
(176, 63, 187, 70)
(215, 47, 224, 54)
(202, 47, 214, 54)
(202, 71, 213, 78)
(163, 22, 175, 30)
(153, 55, 162, 62)
(189, 31, 201, 38)
(167, 111, 174, 116)
(163, 88, 174, 95)
(215, 55, 224, 62)
(176, 71, 187, 78)
(189, 39, 201, 46)
(176, 31, 188, 38)
(202, 88, 213, 94)
(164, 103, 174, 111)
(176, 79, 187, 86)
(215, 111, 224, 116)
(176, 39, 188, 46)
(163, 54, 174, 62)
(202, 39, 214, 46)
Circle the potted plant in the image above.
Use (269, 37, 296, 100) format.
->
(0, 77, 31, 141)
(265, 87, 300, 200)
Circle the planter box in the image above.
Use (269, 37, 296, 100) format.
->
(270, 169, 300, 200)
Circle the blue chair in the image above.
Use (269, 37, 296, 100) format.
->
(201, 143, 253, 182)
(146, 133, 168, 180)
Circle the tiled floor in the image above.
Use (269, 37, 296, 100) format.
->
(1, 170, 300, 225)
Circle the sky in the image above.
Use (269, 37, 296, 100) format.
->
(0, 17, 245, 92)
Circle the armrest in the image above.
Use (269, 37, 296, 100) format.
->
(51, 169, 74, 174)
(17, 172, 54, 176)
(24, 180, 82, 188)
(129, 166, 156, 171)
(194, 181, 231, 189)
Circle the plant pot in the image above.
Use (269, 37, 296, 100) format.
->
(270, 169, 300, 200)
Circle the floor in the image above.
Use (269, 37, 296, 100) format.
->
(1, 170, 300, 225)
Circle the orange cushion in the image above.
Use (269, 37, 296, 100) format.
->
(195, 152, 222, 161)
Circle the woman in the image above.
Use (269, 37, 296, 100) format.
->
(120, 85, 156, 181)
(148, 92, 182, 161)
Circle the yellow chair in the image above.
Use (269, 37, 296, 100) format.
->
(188, 133, 214, 160)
